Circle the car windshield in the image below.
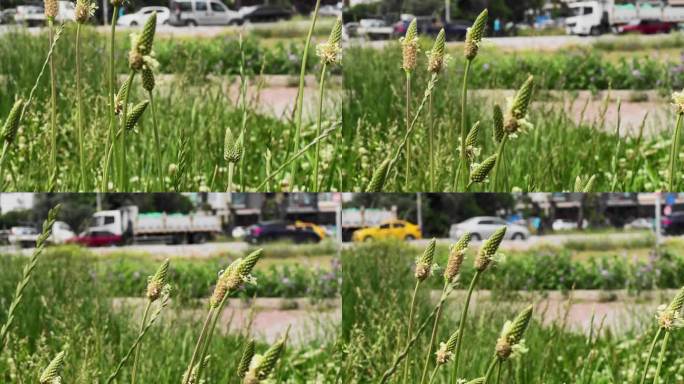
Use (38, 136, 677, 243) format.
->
(571, 6, 593, 16)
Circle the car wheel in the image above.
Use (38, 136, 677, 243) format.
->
(130, 21, 138, 26)
(590, 27, 601, 36)
(162, 20, 169, 25)
(512, 233, 526, 241)
(186, 20, 197, 27)
(405, 235, 415, 241)
(363, 236, 373, 242)
(471, 233, 481, 241)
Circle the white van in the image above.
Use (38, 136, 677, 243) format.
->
(169, 0, 242, 26)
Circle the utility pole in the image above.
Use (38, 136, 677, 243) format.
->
(102, 0, 109, 26)
(445, 0, 451, 22)
(416, 193, 423, 234)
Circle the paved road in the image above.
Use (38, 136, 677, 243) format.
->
(0, 241, 250, 258)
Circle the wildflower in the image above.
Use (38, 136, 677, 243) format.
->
(672, 89, 684, 114)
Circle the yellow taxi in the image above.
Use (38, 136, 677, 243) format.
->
(294, 220, 327, 240)
(352, 220, 422, 242)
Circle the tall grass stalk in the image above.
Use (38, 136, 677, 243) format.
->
(47, 19, 58, 191)
(451, 270, 481, 380)
(118, 71, 135, 190)
(482, 358, 499, 383)
(290, 0, 321, 189)
(147, 90, 163, 190)
(105, 3, 120, 191)
(419, 282, 449, 384)
(401, 280, 421, 384)
(0, 205, 60, 353)
(76, 23, 85, 189)
(237, 35, 249, 192)
(653, 331, 670, 384)
(400, 19, 417, 191)
(313, 63, 328, 191)
(426, 29, 445, 191)
(668, 113, 683, 191)
(640, 328, 663, 384)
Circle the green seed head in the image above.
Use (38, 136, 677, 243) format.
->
(415, 238, 436, 281)
(582, 175, 596, 193)
(445, 329, 459, 353)
(318, 17, 343, 65)
(40, 350, 65, 384)
(402, 19, 418, 73)
(366, 158, 390, 192)
(255, 334, 287, 379)
(474, 226, 506, 271)
(237, 339, 256, 378)
(224, 128, 244, 163)
(238, 249, 262, 277)
(138, 12, 157, 55)
(465, 121, 480, 147)
(510, 75, 535, 120)
(115, 76, 132, 115)
(493, 105, 504, 143)
(464, 9, 488, 60)
(466, 378, 485, 384)
(444, 232, 471, 283)
(2, 99, 24, 144)
(125, 100, 149, 131)
(142, 66, 155, 91)
(147, 258, 169, 301)
(496, 305, 533, 360)
(427, 29, 446, 74)
(469, 154, 497, 184)
(668, 286, 684, 313)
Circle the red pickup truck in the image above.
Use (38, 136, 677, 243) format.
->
(618, 19, 674, 34)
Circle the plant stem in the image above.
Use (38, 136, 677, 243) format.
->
(0, 142, 10, 191)
(76, 23, 85, 190)
(483, 358, 499, 384)
(48, 18, 57, 191)
(455, 59, 472, 191)
(119, 71, 136, 191)
(147, 90, 163, 191)
(238, 41, 248, 192)
(312, 63, 328, 192)
(290, 0, 321, 189)
(227, 162, 234, 192)
(131, 300, 152, 384)
(402, 280, 421, 384)
(452, 270, 481, 382)
(496, 359, 502, 384)
(405, 71, 412, 191)
(492, 135, 508, 191)
(427, 365, 439, 384)
(668, 113, 683, 191)
(428, 93, 434, 191)
(182, 308, 215, 384)
(653, 330, 670, 384)
(640, 327, 663, 384)
(419, 282, 449, 384)
(104, 6, 119, 191)
(194, 289, 234, 381)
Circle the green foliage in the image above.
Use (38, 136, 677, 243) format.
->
(341, 241, 684, 383)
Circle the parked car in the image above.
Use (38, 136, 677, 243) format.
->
(617, 19, 673, 34)
(240, 4, 292, 23)
(625, 218, 653, 230)
(117, 6, 170, 26)
(449, 216, 530, 241)
(245, 221, 322, 244)
(169, 0, 242, 26)
(393, 16, 470, 40)
(0, 8, 17, 24)
(8, 221, 74, 247)
(318, 4, 342, 18)
(352, 219, 422, 242)
(662, 212, 684, 235)
(14, 1, 74, 26)
(552, 219, 588, 231)
(68, 230, 122, 247)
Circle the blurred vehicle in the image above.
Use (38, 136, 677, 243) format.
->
(245, 221, 323, 244)
(565, 0, 684, 36)
(67, 229, 122, 247)
(0, 8, 17, 24)
(8, 221, 74, 247)
(352, 219, 422, 242)
(625, 218, 653, 230)
(393, 16, 470, 40)
(84, 206, 221, 245)
(231, 226, 246, 239)
(661, 212, 684, 235)
(8, 226, 38, 248)
(14, 5, 45, 26)
(14, 1, 74, 26)
(241, 4, 292, 23)
(356, 18, 393, 40)
(169, 0, 242, 26)
(295, 220, 327, 240)
(318, 4, 342, 18)
(617, 19, 673, 34)
(552, 219, 588, 231)
(117, 6, 170, 26)
(449, 217, 529, 241)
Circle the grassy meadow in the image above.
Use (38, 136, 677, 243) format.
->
(342, 240, 684, 383)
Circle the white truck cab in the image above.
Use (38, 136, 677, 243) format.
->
(566, 0, 684, 35)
